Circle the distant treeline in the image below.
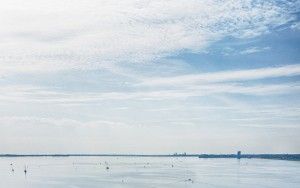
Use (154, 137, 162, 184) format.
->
(1, 153, 300, 160)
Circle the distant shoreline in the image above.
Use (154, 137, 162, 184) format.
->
(1, 154, 299, 161)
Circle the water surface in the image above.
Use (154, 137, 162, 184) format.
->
(0, 157, 299, 187)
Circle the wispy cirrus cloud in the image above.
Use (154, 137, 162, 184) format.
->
(0, 67, 299, 103)
(0, 0, 298, 75)
(0, 116, 128, 129)
(239, 46, 271, 55)
(140, 64, 300, 86)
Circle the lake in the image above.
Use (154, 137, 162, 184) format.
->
(0, 157, 299, 188)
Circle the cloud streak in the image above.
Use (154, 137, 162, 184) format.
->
(141, 64, 300, 86)
(0, 80, 299, 103)
(239, 46, 271, 55)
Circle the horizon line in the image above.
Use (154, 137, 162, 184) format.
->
(1, 153, 300, 161)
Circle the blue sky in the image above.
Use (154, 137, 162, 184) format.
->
(0, 0, 300, 154)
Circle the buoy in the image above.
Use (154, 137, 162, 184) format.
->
(24, 166, 27, 174)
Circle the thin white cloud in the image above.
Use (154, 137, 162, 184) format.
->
(0, 116, 128, 128)
(0, 82, 299, 103)
(240, 46, 271, 54)
(140, 64, 300, 86)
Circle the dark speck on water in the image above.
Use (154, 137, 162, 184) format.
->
(24, 166, 27, 174)
(185, 178, 193, 183)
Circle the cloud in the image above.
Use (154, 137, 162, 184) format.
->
(0, 0, 298, 75)
(0, 64, 299, 104)
(222, 46, 271, 56)
(240, 46, 271, 54)
(291, 22, 300, 30)
(0, 80, 299, 103)
(0, 116, 127, 128)
(0, 1, 299, 154)
(140, 64, 300, 86)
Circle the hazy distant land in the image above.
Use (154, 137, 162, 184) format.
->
(1, 153, 299, 161)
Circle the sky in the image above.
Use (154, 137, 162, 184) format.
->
(0, 0, 300, 154)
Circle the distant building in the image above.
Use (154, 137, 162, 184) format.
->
(237, 151, 241, 159)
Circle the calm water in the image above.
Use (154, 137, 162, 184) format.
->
(0, 157, 299, 188)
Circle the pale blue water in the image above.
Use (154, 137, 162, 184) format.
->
(0, 157, 299, 188)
